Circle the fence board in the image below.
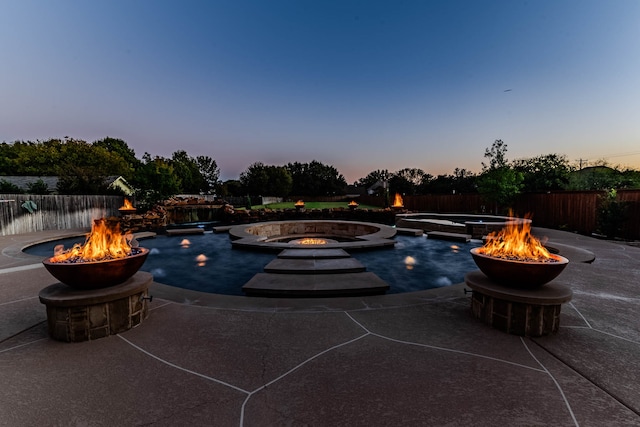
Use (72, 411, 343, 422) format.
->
(0, 194, 123, 236)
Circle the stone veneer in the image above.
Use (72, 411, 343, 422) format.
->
(228, 220, 397, 251)
(39, 272, 152, 342)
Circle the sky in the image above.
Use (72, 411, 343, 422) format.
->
(1, 0, 639, 183)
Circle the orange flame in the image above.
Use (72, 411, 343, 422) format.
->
(50, 219, 133, 263)
(392, 193, 404, 207)
(296, 238, 327, 245)
(478, 215, 556, 262)
(120, 198, 134, 210)
(348, 200, 359, 207)
(294, 200, 305, 207)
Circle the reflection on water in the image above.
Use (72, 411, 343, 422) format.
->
(24, 233, 482, 296)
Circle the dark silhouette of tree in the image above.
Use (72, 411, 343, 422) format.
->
(477, 140, 523, 214)
(286, 161, 347, 196)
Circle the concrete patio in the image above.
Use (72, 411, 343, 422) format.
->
(1, 227, 639, 426)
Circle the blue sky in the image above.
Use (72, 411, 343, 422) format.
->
(2, 0, 639, 183)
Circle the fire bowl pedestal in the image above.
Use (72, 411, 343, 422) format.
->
(465, 271, 572, 336)
(39, 272, 152, 342)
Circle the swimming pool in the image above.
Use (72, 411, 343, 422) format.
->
(25, 232, 482, 296)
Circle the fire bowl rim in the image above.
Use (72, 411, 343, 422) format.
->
(469, 247, 568, 288)
(42, 247, 149, 290)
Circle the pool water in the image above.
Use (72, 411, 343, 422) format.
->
(25, 233, 482, 296)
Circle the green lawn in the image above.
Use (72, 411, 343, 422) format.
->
(248, 201, 381, 210)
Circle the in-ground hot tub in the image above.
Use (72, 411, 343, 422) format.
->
(395, 213, 530, 239)
(228, 220, 397, 252)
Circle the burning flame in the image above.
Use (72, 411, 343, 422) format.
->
(295, 200, 305, 207)
(50, 219, 133, 263)
(120, 198, 134, 210)
(348, 200, 359, 207)
(296, 238, 327, 245)
(478, 215, 557, 262)
(392, 193, 404, 208)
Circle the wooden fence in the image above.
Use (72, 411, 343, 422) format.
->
(1, 191, 638, 239)
(0, 194, 123, 236)
(358, 191, 640, 240)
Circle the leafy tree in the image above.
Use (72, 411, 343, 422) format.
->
(286, 160, 347, 196)
(477, 140, 523, 214)
(390, 168, 429, 196)
(56, 139, 132, 194)
(132, 153, 181, 210)
(419, 168, 476, 194)
(240, 162, 269, 197)
(219, 179, 244, 197)
(196, 155, 220, 194)
(597, 189, 629, 238)
(93, 137, 139, 178)
(512, 154, 573, 192)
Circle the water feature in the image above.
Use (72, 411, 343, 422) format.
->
(25, 232, 482, 296)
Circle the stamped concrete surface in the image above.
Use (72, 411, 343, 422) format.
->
(1, 227, 639, 426)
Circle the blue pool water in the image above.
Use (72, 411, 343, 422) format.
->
(25, 233, 482, 295)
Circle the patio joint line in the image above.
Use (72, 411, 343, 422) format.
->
(0, 338, 47, 354)
(239, 331, 369, 427)
(0, 263, 44, 274)
(117, 334, 250, 394)
(0, 295, 38, 306)
(345, 312, 545, 373)
(521, 337, 579, 427)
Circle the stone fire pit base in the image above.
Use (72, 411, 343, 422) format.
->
(39, 272, 152, 342)
(465, 270, 572, 337)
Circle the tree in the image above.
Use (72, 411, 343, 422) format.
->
(196, 155, 220, 194)
(55, 139, 132, 194)
(512, 154, 573, 192)
(93, 137, 139, 178)
(419, 168, 476, 194)
(240, 162, 270, 197)
(477, 140, 523, 214)
(390, 168, 428, 196)
(133, 153, 181, 210)
(286, 161, 347, 196)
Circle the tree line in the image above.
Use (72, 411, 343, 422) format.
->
(2, 137, 640, 212)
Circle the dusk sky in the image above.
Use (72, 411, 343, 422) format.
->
(2, 0, 639, 183)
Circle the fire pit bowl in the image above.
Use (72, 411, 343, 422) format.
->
(470, 247, 568, 288)
(42, 248, 149, 290)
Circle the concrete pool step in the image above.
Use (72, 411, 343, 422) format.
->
(264, 257, 366, 274)
(395, 227, 424, 236)
(426, 231, 471, 242)
(165, 228, 205, 236)
(242, 272, 389, 297)
(277, 248, 351, 259)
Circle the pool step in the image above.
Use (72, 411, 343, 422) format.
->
(243, 247, 389, 297)
(264, 257, 366, 274)
(426, 231, 471, 242)
(396, 227, 424, 236)
(277, 248, 351, 259)
(242, 272, 389, 297)
(165, 228, 205, 236)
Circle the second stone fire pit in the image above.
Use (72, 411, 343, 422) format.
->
(466, 215, 572, 336)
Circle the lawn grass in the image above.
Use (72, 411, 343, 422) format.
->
(248, 201, 381, 210)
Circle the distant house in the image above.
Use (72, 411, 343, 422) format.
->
(0, 176, 59, 193)
(105, 176, 134, 196)
(0, 175, 134, 196)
